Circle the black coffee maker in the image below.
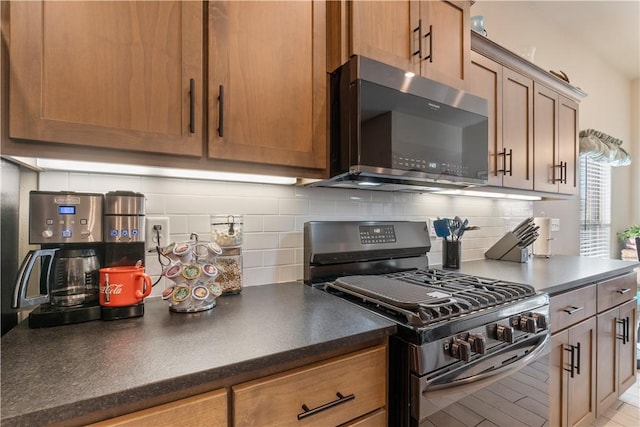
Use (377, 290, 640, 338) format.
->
(12, 191, 105, 328)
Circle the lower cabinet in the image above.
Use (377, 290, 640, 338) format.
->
(88, 389, 228, 427)
(549, 317, 597, 427)
(596, 296, 637, 416)
(232, 344, 387, 426)
(89, 343, 387, 427)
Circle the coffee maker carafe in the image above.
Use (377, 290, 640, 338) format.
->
(12, 191, 104, 328)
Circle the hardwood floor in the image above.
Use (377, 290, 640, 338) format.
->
(589, 373, 640, 427)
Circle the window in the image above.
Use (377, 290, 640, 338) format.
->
(579, 155, 611, 258)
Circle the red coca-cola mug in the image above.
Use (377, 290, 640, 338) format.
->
(99, 265, 152, 307)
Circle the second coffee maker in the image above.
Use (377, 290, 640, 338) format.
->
(101, 191, 148, 320)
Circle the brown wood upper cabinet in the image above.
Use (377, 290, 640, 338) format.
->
(8, 1, 204, 156)
(468, 53, 534, 190)
(533, 83, 579, 194)
(334, 0, 470, 90)
(208, 1, 327, 170)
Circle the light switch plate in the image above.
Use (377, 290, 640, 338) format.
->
(145, 217, 170, 252)
(551, 218, 560, 232)
(428, 218, 437, 238)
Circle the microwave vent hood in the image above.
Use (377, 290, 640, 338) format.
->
(312, 55, 489, 192)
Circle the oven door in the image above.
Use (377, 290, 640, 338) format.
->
(412, 332, 550, 426)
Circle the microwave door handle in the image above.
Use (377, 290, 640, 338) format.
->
(420, 333, 549, 399)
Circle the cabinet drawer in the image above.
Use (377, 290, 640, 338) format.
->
(597, 272, 637, 313)
(341, 408, 387, 427)
(550, 284, 596, 332)
(89, 388, 227, 427)
(232, 345, 386, 427)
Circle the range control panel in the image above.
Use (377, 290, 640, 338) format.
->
(29, 191, 104, 244)
(359, 224, 397, 244)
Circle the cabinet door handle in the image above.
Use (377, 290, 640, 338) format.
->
(553, 163, 563, 183)
(562, 306, 584, 315)
(413, 19, 422, 58)
(564, 345, 575, 378)
(624, 317, 630, 344)
(424, 24, 433, 63)
(497, 149, 512, 176)
(616, 318, 626, 344)
(616, 288, 631, 295)
(189, 79, 195, 134)
(575, 342, 581, 375)
(563, 161, 568, 184)
(217, 85, 224, 137)
(297, 392, 355, 420)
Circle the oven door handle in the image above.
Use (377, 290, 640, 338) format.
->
(421, 333, 550, 399)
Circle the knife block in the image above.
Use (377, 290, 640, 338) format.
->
(484, 232, 530, 263)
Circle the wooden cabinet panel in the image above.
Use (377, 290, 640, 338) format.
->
(501, 67, 534, 190)
(533, 83, 559, 193)
(468, 52, 502, 187)
(533, 83, 579, 195)
(617, 300, 637, 394)
(232, 345, 386, 427)
(558, 96, 579, 194)
(9, 1, 204, 156)
(550, 285, 597, 333)
(566, 316, 597, 427)
(550, 317, 597, 427)
(596, 272, 637, 313)
(341, 0, 469, 90)
(349, 0, 417, 73)
(341, 408, 387, 427)
(596, 299, 637, 418)
(88, 389, 228, 427)
(419, 0, 470, 90)
(208, 1, 327, 170)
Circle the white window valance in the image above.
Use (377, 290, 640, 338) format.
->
(579, 129, 631, 166)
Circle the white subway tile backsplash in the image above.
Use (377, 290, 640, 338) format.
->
(37, 171, 534, 288)
(263, 215, 295, 232)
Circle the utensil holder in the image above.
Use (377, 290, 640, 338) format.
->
(443, 240, 461, 269)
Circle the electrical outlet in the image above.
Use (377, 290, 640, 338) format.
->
(428, 218, 437, 238)
(145, 217, 170, 252)
(551, 218, 560, 232)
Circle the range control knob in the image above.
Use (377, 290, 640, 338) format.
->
(468, 333, 487, 354)
(496, 325, 515, 343)
(450, 339, 471, 362)
(520, 313, 547, 333)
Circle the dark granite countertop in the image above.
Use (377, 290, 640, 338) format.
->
(454, 255, 639, 295)
(1, 282, 396, 426)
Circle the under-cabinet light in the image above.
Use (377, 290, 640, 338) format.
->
(434, 189, 542, 201)
(21, 158, 298, 185)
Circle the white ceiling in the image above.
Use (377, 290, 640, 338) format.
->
(528, 1, 640, 80)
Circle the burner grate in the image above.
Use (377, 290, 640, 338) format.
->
(329, 268, 536, 327)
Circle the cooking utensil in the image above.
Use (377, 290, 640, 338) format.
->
(456, 219, 469, 240)
(433, 219, 451, 239)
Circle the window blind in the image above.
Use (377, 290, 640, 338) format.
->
(579, 155, 611, 258)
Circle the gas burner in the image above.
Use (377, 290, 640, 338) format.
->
(326, 269, 536, 328)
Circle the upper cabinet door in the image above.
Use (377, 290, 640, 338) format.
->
(344, 0, 469, 90)
(558, 96, 579, 195)
(468, 53, 503, 187)
(419, 0, 470, 90)
(533, 82, 560, 193)
(208, 1, 327, 170)
(349, 0, 418, 74)
(9, 1, 204, 156)
(502, 68, 534, 190)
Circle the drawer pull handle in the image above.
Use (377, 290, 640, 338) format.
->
(562, 306, 584, 315)
(297, 392, 355, 420)
(616, 288, 631, 295)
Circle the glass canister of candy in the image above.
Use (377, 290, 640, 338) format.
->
(210, 215, 243, 294)
(160, 235, 224, 312)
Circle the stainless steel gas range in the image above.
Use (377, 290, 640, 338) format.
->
(304, 221, 551, 427)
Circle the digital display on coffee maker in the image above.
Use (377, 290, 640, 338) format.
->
(58, 206, 76, 215)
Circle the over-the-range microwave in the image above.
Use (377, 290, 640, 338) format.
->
(312, 55, 489, 192)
